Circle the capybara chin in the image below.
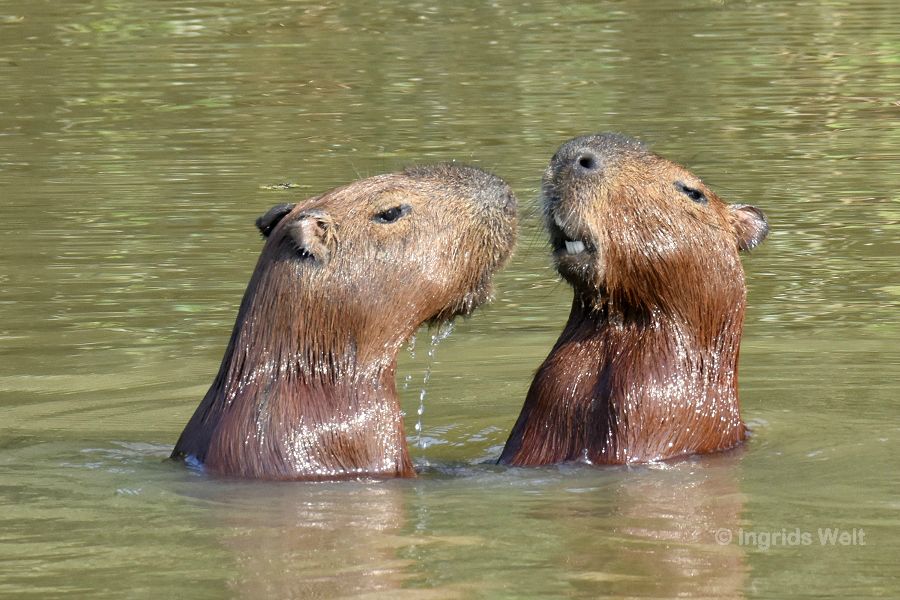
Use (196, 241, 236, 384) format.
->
(172, 164, 517, 480)
(499, 133, 768, 466)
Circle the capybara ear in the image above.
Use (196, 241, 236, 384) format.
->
(287, 209, 335, 262)
(256, 203, 296, 238)
(730, 204, 769, 252)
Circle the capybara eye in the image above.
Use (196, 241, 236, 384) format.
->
(373, 204, 411, 224)
(675, 181, 707, 204)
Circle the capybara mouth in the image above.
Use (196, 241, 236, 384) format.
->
(549, 213, 595, 256)
(546, 200, 596, 259)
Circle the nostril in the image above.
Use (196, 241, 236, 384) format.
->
(576, 152, 599, 171)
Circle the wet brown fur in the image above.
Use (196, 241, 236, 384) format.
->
(499, 133, 767, 466)
(173, 165, 517, 480)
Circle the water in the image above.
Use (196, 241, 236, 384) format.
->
(2, 0, 899, 598)
(415, 321, 454, 450)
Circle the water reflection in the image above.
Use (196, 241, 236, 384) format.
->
(503, 459, 747, 598)
(203, 482, 414, 599)
(606, 460, 746, 598)
(189, 459, 748, 599)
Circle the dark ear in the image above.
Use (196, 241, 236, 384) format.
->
(730, 204, 768, 251)
(255, 203, 295, 238)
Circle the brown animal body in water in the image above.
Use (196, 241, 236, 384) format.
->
(499, 133, 768, 466)
(172, 164, 517, 480)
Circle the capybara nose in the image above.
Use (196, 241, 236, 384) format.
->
(574, 150, 601, 173)
(471, 167, 516, 210)
(440, 164, 518, 217)
(485, 174, 518, 219)
(551, 139, 605, 177)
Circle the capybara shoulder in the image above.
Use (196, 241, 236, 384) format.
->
(173, 164, 517, 480)
(499, 133, 767, 466)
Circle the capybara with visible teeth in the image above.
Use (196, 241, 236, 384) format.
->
(173, 164, 517, 480)
(499, 133, 767, 466)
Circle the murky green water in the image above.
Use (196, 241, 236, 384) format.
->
(2, 1, 899, 598)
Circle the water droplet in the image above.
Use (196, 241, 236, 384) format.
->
(415, 321, 454, 449)
(406, 334, 417, 359)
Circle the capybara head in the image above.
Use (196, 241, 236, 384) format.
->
(543, 133, 767, 316)
(250, 164, 517, 359)
(173, 164, 517, 480)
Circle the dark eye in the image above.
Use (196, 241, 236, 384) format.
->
(373, 204, 411, 224)
(675, 181, 707, 204)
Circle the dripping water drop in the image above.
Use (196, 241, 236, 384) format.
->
(416, 321, 454, 449)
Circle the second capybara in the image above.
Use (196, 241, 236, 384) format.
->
(172, 164, 517, 480)
(499, 133, 768, 466)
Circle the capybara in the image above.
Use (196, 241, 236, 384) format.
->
(172, 164, 517, 480)
(499, 133, 768, 466)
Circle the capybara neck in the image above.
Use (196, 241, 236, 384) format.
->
(177, 268, 416, 480)
(173, 164, 517, 480)
(500, 133, 767, 466)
